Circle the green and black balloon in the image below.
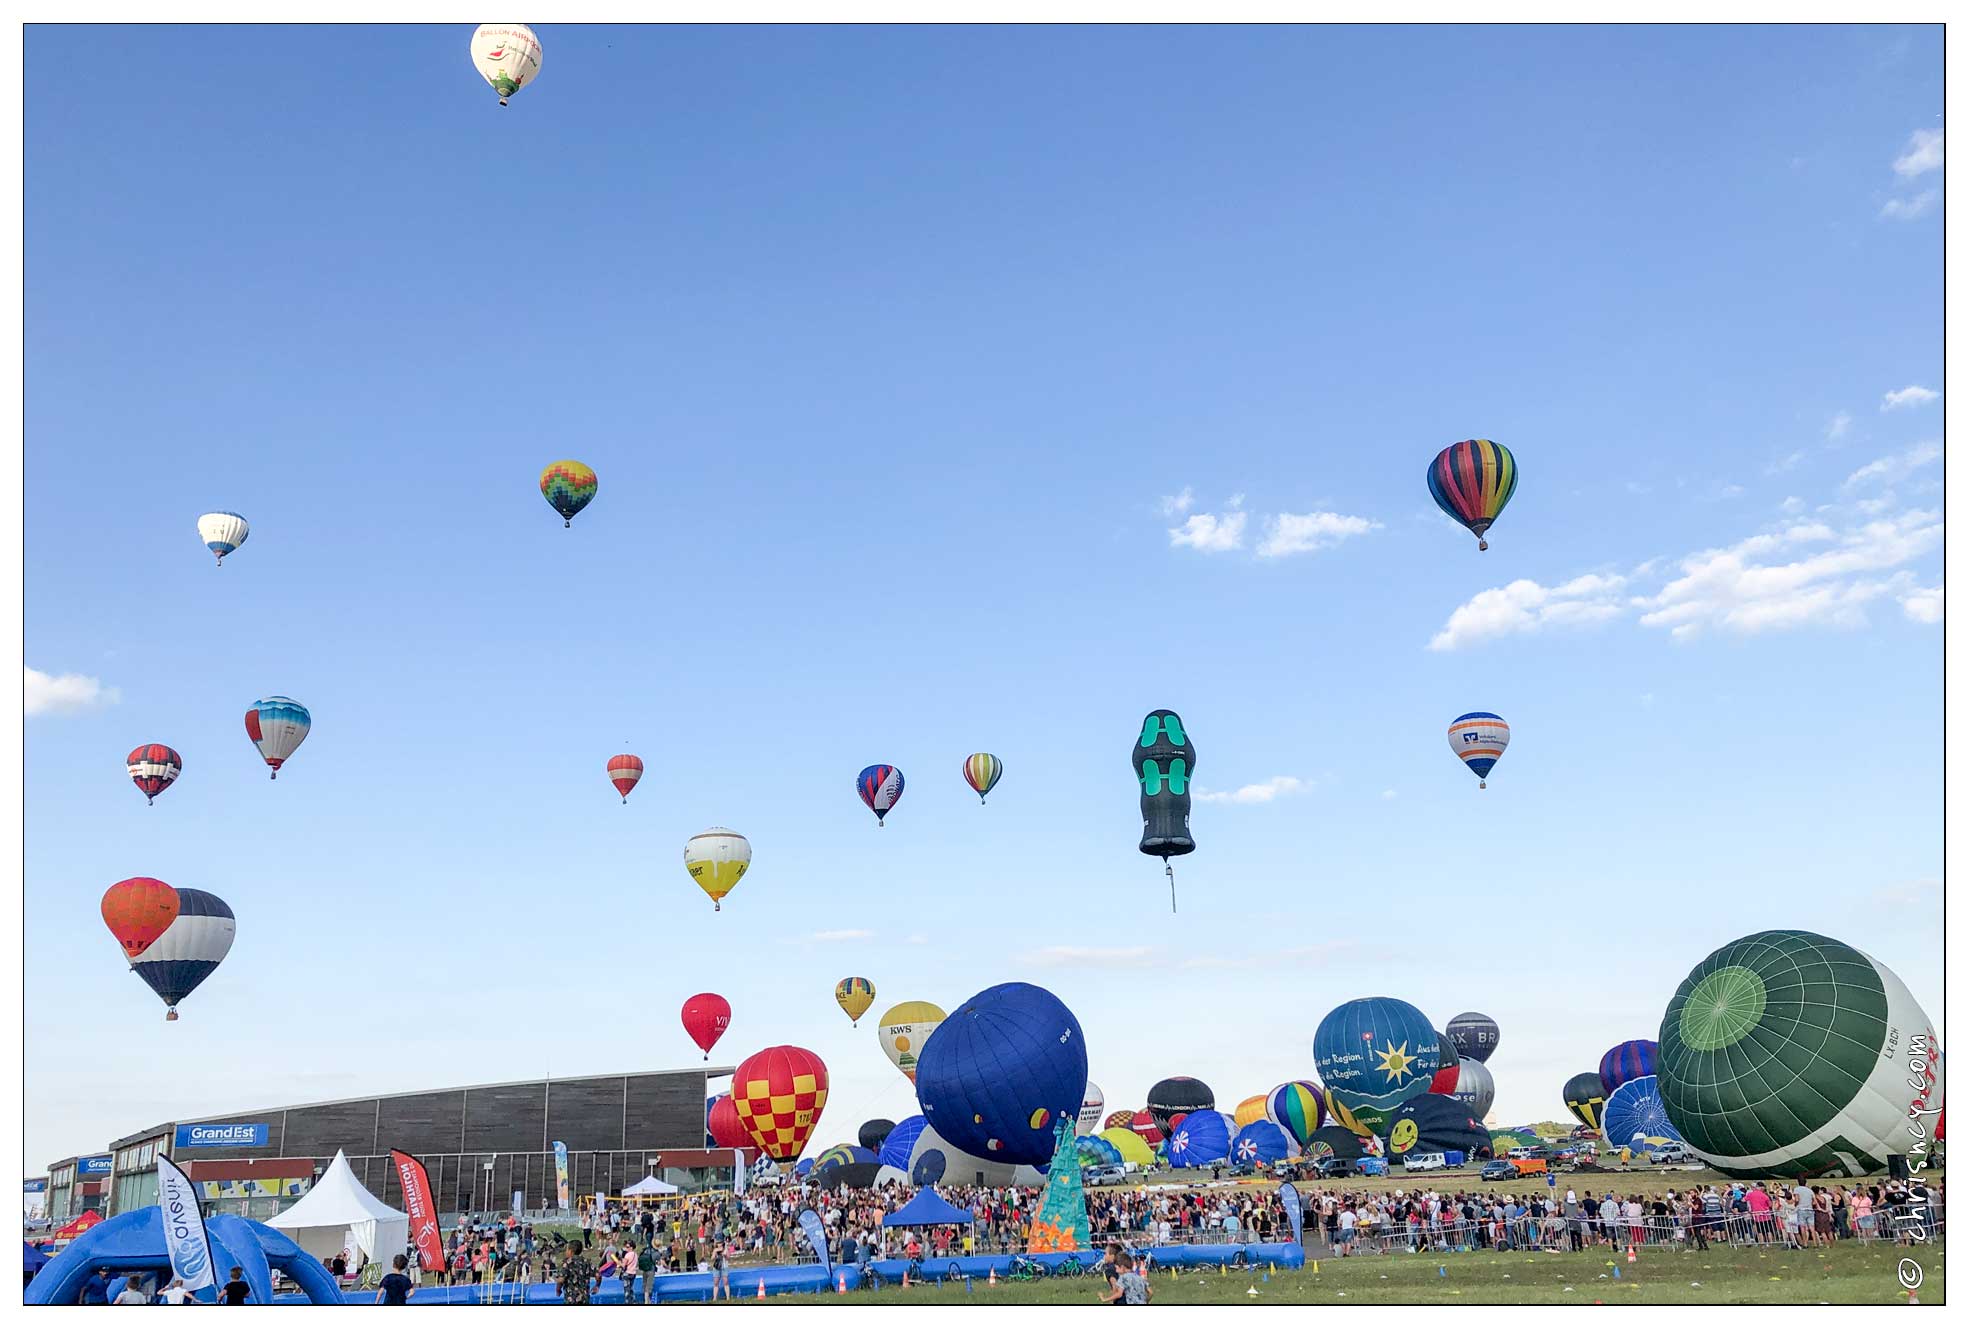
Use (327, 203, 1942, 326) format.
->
(1133, 709, 1195, 912)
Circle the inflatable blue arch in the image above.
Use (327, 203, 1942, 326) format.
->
(25, 1209, 343, 1305)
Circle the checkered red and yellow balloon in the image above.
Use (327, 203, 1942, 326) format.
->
(730, 1045, 830, 1162)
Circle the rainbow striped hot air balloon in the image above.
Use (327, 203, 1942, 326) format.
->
(1265, 1080, 1327, 1147)
(835, 977, 876, 1027)
(1427, 439, 1518, 551)
(962, 753, 1003, 804)
(540, 460, 597, 528)
(1448, 712, 1510, 789)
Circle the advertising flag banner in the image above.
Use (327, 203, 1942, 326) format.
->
(553, 1141, 571, 1211)
(796, 1207, 832, 1276)
(155, 1155, 216, 1291)
(1279, 1182, 1305, 1246)
(390, 1150, 447, 1274)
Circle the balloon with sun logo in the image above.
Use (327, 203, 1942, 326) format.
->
(1313, 997, 1442, 1139)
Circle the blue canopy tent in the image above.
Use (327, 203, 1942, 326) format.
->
(24, 1242, 50, 1274)
(881, 1190, 975, 1227)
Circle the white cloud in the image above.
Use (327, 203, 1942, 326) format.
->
(1193, 775, 1309, 805)
(1765, 450, 1808, 475)
(1845, 440, 1941, 487)
(1380, 788, 1397, 800)
(1426, 574, 1628, 651)
(1779, 496, 1805, 514)
(1167, 494, 1246, 552)
(1158, 486, 1195, 517)
(24, 667, 120, 717)
(1017, 946, 1157, 969)
(1634, 509, 1942, 638)
(1893, 128, 1944, 178)
(1901, 585, 1944, 624)
(1826, 411, 1852, 440)
(1256, 511, 1379, 558)
(906, 933, 928, 945)
(808, 928, 873, 943)
(1881, 385, 1939, 411)
(1880, 190, 1939, 220)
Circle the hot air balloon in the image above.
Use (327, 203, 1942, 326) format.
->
(102, 878, 234, 1021)
(1076, 1082, 1106, 1136)
(538, 460, 595, 527)
(1230, 1121, 1295, 1169)
(1133, 710, 1195, 911)
(1301, 1125, 1369, 1164)
(962, 753, 1003, 803)
(1563, 1071, 1607, 1132)
(903, 1123, 1017, 1188)
(1384, 1095, 1493, 1164)
(1488, 1126, 1542, 1154)
(1599, 1039, 1658, 1094)
(1146, 1077, 1214, 1138)
(1097, 1126, 1155, 1168)
(875, 1000, 944, 1083)
(1443, 1058, 1497, 1121)
(1446, 1011, 1501, 1063)
(856, 765, 904, 826)
(1102, 1109, 1134, 1131)
(858, 1120, 895, 1154)
(1127, 1110, 1164, 1147)
(244, 697, 309, 779)
(1447, 714, 1509, 789)
(607, 754, 643, 803)
(1313, 997, 1441, 1139)
(1428, 1037, 1461, 1096)
(684, 828, 751, 911)
(1163, 1110, 1233, 1168)
(877, 1116, 927, 1172)
(1657, 929, 1944, 1179)
(681, 992, 730, 1061)
(1601, 1075, 1683, 1158)
(126, 744, 182, 805)
(1233, 1095, 1269, 1129)
(834, 977, 876, 1026)
(914, 982, 1088, 1167)
(812, 1144, 877, 1172)
(196, 512, 249, 566)
(470, 23, 543, 106)
(1264, 1081, 1326, 1146)
(1427, 438, 1518, 552)
(707, 1094, 749, 1150)
(730, 1045, 829, 1162)
(1077, 1134, 1123, 1169)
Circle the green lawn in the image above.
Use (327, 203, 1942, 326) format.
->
(770, 1241, 1944, 1305)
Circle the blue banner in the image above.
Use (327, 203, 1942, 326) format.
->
(1278, 1182, 1304, 1246)
(797, 1207, 832, 1276)
(156, 1156, 217, 1292)
(77, 1156, 112, 1176)
(175, 1123, 270, 1149)
(24, 1178, 47, 1194)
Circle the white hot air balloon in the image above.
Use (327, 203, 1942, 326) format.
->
(470, 23, 543, 106)
(1077, 1081, 1107, 1136)
(197, 512, 250, 567)
(683, 828, 751, 911)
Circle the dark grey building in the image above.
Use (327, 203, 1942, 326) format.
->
(97, 1065, 740, 1219)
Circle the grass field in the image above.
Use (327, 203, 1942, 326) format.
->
(770, 1241, 1945, 1305)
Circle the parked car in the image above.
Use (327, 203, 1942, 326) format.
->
(1650, 1142, 1693, 1164)
(1358, 1158, 1388, 1177)
(1402, 1152, 1448, 1172)
(1082, 1164, 1127, 1186)
(1506, 1145, 1549, 1161)
(1314, 1157, 1359, 1179)
(1479, 1159, 1518, 1182)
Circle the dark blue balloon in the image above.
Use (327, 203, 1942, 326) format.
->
(1164, 1111, 1232, 1167)
(878, 1115, 927, 1171)
(1599, 1040, 1658, 1093)
(914, 981, 1088, 1167)
(1601, 1075, 1683, 1153)
(1312, 996, 1441, 1137)
(1229, 1121, 1294, 1168)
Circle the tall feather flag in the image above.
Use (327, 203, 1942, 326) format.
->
(391, 1150, 447, 1274)
(156, 1155, 216, 1291)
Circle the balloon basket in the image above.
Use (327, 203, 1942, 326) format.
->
(165, 1009, 179, 1022)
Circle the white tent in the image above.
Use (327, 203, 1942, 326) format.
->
(621, 1175, 678, 1196)
(266, 1151, 409, 1270)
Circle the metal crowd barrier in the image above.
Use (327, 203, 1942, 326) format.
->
(1312, 1204, 1945, 1255)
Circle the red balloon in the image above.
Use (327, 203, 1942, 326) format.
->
(1429, 1061, 1461, 1096)
(707, 1094, 749, 1149)
(1129, 1110, 1163, 1146)
(102, 877, 179, 958)
(681, 992, 731, 1061)
(731, 1045, 830, 1162)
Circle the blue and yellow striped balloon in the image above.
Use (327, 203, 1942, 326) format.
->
(1265, 1080, 1326, 1147)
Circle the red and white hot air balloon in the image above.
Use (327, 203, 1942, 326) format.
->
(681, 992, 731, 1061)
(608, 754, 644, 804)
(126, 744, 182, 805)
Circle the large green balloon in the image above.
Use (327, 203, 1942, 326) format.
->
(1657, 930, 1943, 1179)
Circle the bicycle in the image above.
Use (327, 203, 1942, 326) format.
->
(1055, 1256, 1089, 1279)
(1006, 1256, 1045, 1283)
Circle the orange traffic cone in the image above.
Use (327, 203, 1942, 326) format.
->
(1626, 1244, 1637, 1264)
(987, 1266, 996, 1285)
(757, 1279, 766, 1300)
(836, 1272, 846, 1295)
(902, 1269, 911, 1289)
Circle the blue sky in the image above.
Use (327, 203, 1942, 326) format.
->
(24, 23, 1942, 1170)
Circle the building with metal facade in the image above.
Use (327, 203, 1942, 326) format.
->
(80, 1065, 740, 1220)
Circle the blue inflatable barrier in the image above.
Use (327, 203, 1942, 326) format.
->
(25, 1208, 343, 1305)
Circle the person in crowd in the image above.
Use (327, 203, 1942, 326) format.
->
(558, 1242, 596, 1306)
(220, 1267, 252, 1305)
(375, 1254, 415, 1305)
(111, 1275, 150, 1305)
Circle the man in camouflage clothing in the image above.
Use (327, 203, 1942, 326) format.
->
(558, 1242, 597, 1306)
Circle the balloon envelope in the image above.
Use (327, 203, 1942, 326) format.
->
(126, 745, 182, 805)
(608, 754, 643, 802)
(1096, 1127, 1155, 1167)
(835, 978, 876, 1026)
(1233, 1095, 1268, 1129)
(1314, 997, 1441, 1138)
(1599, 1040, 1658, 1094)
(877, 1116, 927, 1171)
(1164, 1110, 1233, 1168)
(1076, 1082, 1106, 1136)
(876, 1001, 946, 1083)
(244, 696, 310, 778)
(106, 882, 234, 1019)
(684, 828, 751, 910)
(730, 1046, 829, 1162)
(538, 459, 594, 524)
(1133, 710, 1196, 862)
(1656, 929, 1944, 1178)
(1077, 1134, 1123, 1168)
(1230, 1121, 1294, 1168)
(196, 511, 249, 564)
(1301, 1126, 1369, 1164)
(1385, 1094, 1493, 1163)
(1447, 1058, 1496, 1121)
(1563, 1072, 1607, 1132)
(1601, 1076, 1683, 1156)
(858, 1120, 896, 1154)
(856, 764, 904, 824)
(1265, 1081, 1326, 1146)
(1427, 438, 1518, 549)
(681, 993, 730, 1060)
(963, 753, 1003, 802)
(906, 1123, 1016, 1188)
(1146, 1077, 1214, 1138)
(1446, 1012, 1501, 1063)
(707, 1094, 748, 1149)
(914, 982, 1088, 1167)
(470, 23, 543, 103)
(1447, 714, 1510, 787)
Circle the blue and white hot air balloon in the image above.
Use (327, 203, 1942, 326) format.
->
(244, 696, 310, 779)
(1164, 1110, 1233, 1168)
(196, 512, 250, 567)
(1313, 997, 1442, 1139)
(1447, 712, 1510, 789)
(1230, 1120, 1295, 1168)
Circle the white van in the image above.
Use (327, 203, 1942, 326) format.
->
(1402, 1152, 1448, 1172)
